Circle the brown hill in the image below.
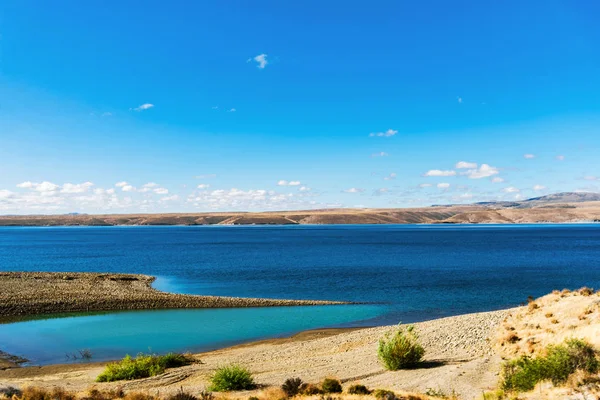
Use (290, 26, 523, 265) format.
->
(1, 193, 599, 226)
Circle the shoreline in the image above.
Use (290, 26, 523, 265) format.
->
(0, 307, 516, 399)
(0, 272, 348, 321)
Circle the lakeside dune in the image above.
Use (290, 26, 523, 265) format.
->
(1, 289, 599, 399)
(0, 272, 345, 321)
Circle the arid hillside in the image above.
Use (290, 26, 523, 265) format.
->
(1, 193, 599, 226)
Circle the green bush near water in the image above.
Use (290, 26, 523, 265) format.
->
(502, 338, 599, 392)
(96, 353, 193, 382)
(377, 324, 425, 370)
(208, 364, 255, 392)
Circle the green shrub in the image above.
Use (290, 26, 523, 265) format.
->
(545, 339, 598, 385)
(347, 384, 371, 395)
(299, 383, 322, 395)
(281, 377, 303, 397)
(209, 364, 255, 392)
(321, 378, 342, 393)
(96, 353, 193, 382)
(377, 325, 424, 370)
(372, 389, 397, 400)
(502, 338, 599, 392)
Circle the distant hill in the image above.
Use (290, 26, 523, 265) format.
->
(1, 192, 599, 226)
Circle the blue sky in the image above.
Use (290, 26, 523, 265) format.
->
(1, 0, 600, 214)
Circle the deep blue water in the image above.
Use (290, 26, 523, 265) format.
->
(1, 224, 599, 364)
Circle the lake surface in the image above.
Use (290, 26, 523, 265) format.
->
(1, 224, 599, 364)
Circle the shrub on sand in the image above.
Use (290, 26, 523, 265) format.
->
(347, 384, 371, 395)
(321, 378, 342, 393)
(209, 364, 255, 392)
(96, 353, 193, 382)
(377, 325, 424, 370)
(299, 383, 322, 395)
(281, 377, 303, 397)
(502, 338, 599, 392)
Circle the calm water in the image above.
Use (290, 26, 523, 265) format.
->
(1, 224, 599, 364)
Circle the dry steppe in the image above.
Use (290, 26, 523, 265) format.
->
(1, 194, 600, 226)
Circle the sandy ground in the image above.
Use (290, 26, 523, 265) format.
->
(0, 309, 512, 399)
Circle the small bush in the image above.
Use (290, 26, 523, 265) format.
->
(281, 377, 303, 397)
(347, 384, 371, 395)
(377, 325, 424, 370)
(209, 364, 255, 392)
(299, 384, 322, 395)
(501, 338, 599, 392)
(579, 287, 594, 296)
(372, 389, 397, 400)
(166, 388, 197, 400)
(96, 353, 193, 382)
(321, 378, 342, 394)
(0, 387, 22, 399)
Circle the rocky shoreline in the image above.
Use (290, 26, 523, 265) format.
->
(0, 272, 346, 320)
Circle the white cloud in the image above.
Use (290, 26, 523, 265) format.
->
(491, 177, 505, 183)
(524, 154, 535, 159)
(197, 184, 210, 189)
(383, 172, 397, 180)
(556, 155, 565, 161)
(133, 103, 154, 112)
(160, 195, 179, 202)
(17, 181, 61, 192)
(373, 188, 389, 195)
(455, 161, 477, 169)
(462, 164, 499, 179)
(153, 188, 169, 195)
(228, 108, 236, 112)
(503, 186, 520, 193)
(101, 112, 112, 117)
(0, 190, 15, 199)
(457, 97, 463, 104)
(277, 180, 301, 186)
(369, 129, 398, 137)
(437, 183, 450, 189)
(298, 186, 311, 192)
(533, 185, 546, 191)
(371, 152, 389, 157)
(583, 176, 598, 181)
(61, 182, 94, 194)
(424, 169, 456, 177)
(122, 185, 135, 192)
(459, 193, 473, 199)
(139, 182, 160, 193)
(343, 188, 364, 193)
(115, 181, 129, 187)
(106, 188, 116, 195)
(251, 54, 268, 69)
(418, 183, 432, 188)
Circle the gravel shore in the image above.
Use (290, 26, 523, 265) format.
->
(0, 272, 346, 320)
